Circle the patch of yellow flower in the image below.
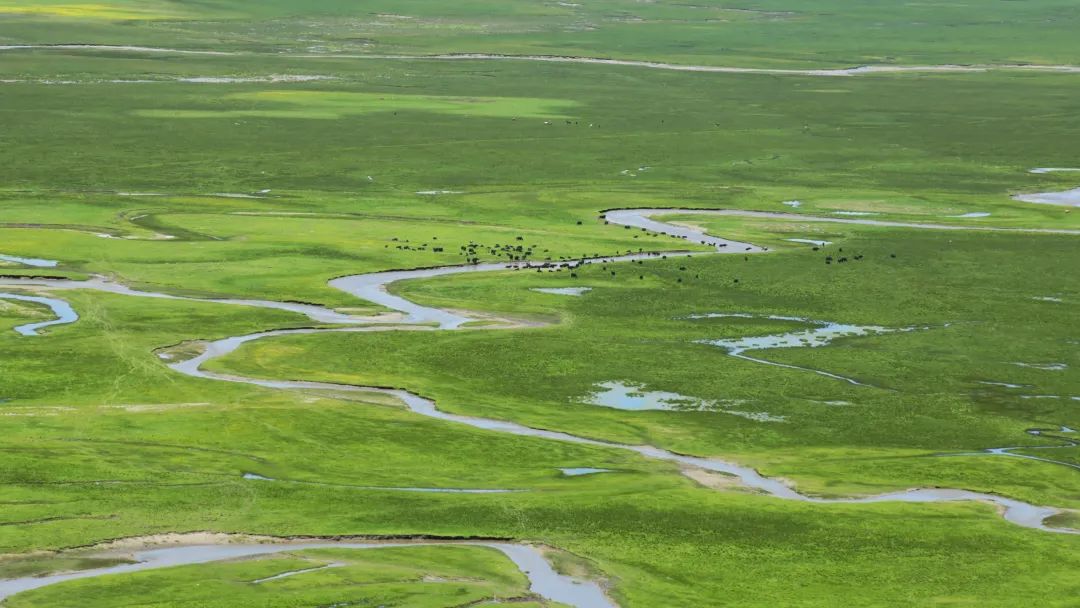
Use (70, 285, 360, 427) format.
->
(0, 2, 185, 19)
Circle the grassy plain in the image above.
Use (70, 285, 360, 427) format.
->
(3, 1, 1080, 68)
(213, 227, 1080, 506)
(0, 1, 1079, 606)
(4, 545, 548, 608)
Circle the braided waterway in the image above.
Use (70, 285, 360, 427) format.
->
(0, 208, 1077, 602)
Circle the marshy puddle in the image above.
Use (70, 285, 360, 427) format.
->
(532, 287, 592, 296)
(781, 200, 802, 208)
(950, 212, 991, 218)
(560, 468, 611, 476)
(0, 254, 57, 267)
(695, 314, 905, 351)
(725, 410, 787, 422)
(977, 381, 1029, 389)
(1013, 188, 1080, 207)
(1032, 296, 1064, 303)
(584, 381, 713, 411)
(581, 381, 784, 421)
(1029, 168, 1080, 174)
(252, 563, 344, 584)
(210, 192, 266, 199)
(0, 293, 78, 336)
(784, 238, 832, 246)
(691, 313, 918, 386)
(1012, 362, 1068, 371)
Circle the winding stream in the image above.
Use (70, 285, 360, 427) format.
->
(0, 293, 78, 336)
(0, 207, 1077, 602)
(159, 210, 1080, 536)
(4, 210, 1073, 525)
(165, 348, 1077, 534)
(0, 539, 615, 607)
(0, 276, 385, 326)
(948, 426, 1080, 472)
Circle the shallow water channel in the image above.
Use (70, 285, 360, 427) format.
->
(0, 292, 78, 336)
(0, 253, 57, 267)
(0, 541, 615, 607)
(0, 206, 1075, 604)
(149, 209, 1076, 535)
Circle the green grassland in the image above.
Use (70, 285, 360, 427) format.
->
(0, 2, 1079, 606)
(210, 226, 1080, 507)
(3, 0, 1080, 68)
(1, 54, 1080, 202)
(4, 545, 548, 608)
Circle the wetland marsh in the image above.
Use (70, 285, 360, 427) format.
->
(0, 1, 1078, 606)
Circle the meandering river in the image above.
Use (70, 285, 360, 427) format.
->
(0, 539, 615, 607)
(0, 208, 1077, 604)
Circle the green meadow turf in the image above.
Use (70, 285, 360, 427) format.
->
(3, 0, 1080, 68)
(0, 2, 1079, 606)
(210, 226, 1080, 507)
(2, 545, 542, 608)
(1, 225, 1076, 604)
(2, 53, 1080, 203)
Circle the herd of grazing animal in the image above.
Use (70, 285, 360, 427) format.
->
(383, 216, 887, 288)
